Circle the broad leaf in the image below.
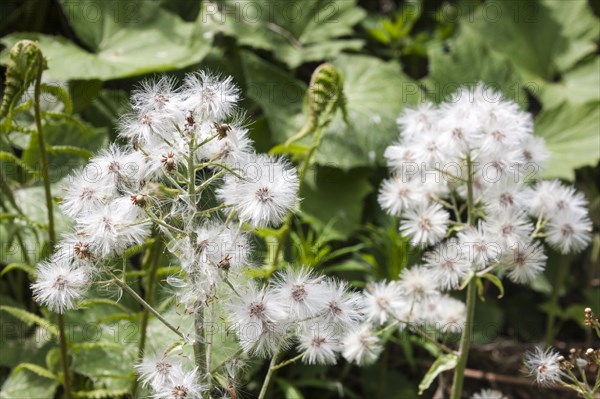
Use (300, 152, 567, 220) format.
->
(301, 166, 373, 241)
(425, 25, 527, 106)
(535, 101, 600, 180)
(218, 0, 366, 68)
(0, 1, 211, 80)
(462, 0, 599, 80)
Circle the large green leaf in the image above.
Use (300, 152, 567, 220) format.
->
(425, 25, 527, 106)
(315, 54, 422, 169)
(301, 166, 373, 241)
(217, 0, 366, 68)
(535, 101, 600, 180)
(538, 58, 600, 110)
(0, 1, 211, 80)
(462, 0, 599, 81)
(239, 50, 306, 142)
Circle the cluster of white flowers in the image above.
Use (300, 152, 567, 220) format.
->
(29, 72, 307, 397)
(378, 84, 592, 297)
(32, 72, 300, 313)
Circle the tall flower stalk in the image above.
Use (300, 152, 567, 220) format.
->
(376, 84, 593, 397)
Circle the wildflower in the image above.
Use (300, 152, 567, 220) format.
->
(217, 155, 299, 227)
(483, 209, 533, 250)
(298, 326, 340, 365)
(545, 212, 592, 254)
(76, 196, 151, 257)
(60, 168, 116, 218)
(504, 240, 547, 284)
(524, 347, 563, 386)
(395, 101, 439, 141)
(397, 265, 439, 303)
(152, 367, 204, 399)
(527, 180, 588, 218)
(319, 281, 363, 333)
(377, 176, 420, 216)
(458, 224, 502, 270)
(229, 283, 287, 357)
(341, 325, 382, 366)
(181, 71, 239, 120)
(31, 257, 89, 313)
(135, 355, 181, 390)
(272, 267, 328, 321)
(400, 203, 449, 247)
(424, 239, 471, 290)
(363, 281, 406, 325)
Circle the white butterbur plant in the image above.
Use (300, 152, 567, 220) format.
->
(520, 308, 600, 398)
(373, 84, 593, 398)
(30, 69, 371, 398)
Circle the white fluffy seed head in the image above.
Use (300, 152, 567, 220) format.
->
(31, 257, 89, 313)
(216, 154, 299, 228)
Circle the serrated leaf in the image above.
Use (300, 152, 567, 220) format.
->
(72, 388, 130, 399)
(14, 362, 57, 380)
(0, 305, 58, 336)
(418, 354, 458, 395)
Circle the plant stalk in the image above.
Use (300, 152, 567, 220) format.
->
(450, 155, 477, 399)
(132, 239, 163, 395)
(34, 54, 72, 399)
(257, 351, 280, 399)
(110, 272, 186, 341)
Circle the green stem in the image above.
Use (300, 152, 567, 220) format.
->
(34, 54, 72, 399)
(450, 278, 477, 399)
(187, 140, 206, 383)
(450, 155, 476, 399)
(109, 271, 186, 341)
(56, 313, 72, 399)
(257, 351, 280, 399)
(132, 239, 163, 395)
(545, 258, 569, 346)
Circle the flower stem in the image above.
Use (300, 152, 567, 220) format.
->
(56, 313, 72, 399)
(258, 351, 280, 399)
(451, 155, 477, 399)
(132, 238, 163, 395)
(109, 271, 186, 341)
(450, 277, 477, 399)
(34, 55, 72, 399)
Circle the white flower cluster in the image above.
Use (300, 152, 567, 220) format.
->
(32, 72, 300, 316)
(378, 84, 592, 293)
(229, 268, 366, 364)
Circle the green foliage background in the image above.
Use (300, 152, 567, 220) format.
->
(0, 0, 598, 398)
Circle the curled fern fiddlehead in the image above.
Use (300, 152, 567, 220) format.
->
(285, 63, 347, 146)
(0, 40, 47, 119)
